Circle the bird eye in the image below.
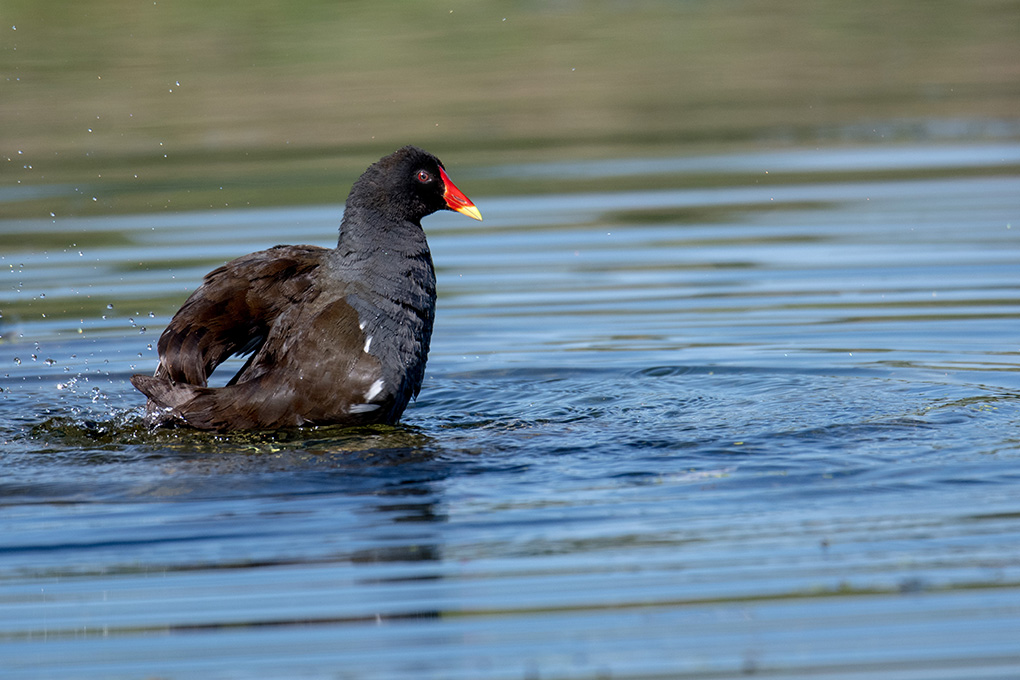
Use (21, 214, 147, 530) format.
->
(416, 170, 432, 183)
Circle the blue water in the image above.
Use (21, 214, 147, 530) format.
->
(2, 145, 1020, 679)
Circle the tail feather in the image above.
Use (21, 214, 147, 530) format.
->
(131, 374, 203, 410)
(131, 373, 295, 431)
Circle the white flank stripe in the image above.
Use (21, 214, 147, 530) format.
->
(349, 403, 381, 413)
(365, 378, 385, 402)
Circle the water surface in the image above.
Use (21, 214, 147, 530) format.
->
(2, 145, 1020, 679)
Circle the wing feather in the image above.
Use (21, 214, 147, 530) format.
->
(135, 297, 386, 430)
(154, 245, 327, 386)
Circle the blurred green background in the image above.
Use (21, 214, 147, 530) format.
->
(2, 0, 1019, 217)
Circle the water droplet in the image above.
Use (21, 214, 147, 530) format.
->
(139, 327, 146, 334)
(45, 358, 56, 365)
(148, 311, 155, 318)
(13, 357, 20, 365)
(30, 354, 37, 361)
(39, 293, 45, 298)
(106, 303, 114, 310)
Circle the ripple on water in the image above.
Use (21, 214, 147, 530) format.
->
(2, 152, 1020, 679)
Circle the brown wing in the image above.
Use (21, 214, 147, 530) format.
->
(153, 245, 328, 387)
(135, 297, 386, 430)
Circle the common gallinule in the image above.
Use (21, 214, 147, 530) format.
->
(131, 145, 481, 431)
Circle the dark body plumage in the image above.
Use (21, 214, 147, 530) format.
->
(131, 146, 480, 431)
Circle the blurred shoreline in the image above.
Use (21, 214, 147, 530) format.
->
(2, 0, 1019, 217)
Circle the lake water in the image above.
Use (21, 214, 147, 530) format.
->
(2, 145, 1020, 679)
